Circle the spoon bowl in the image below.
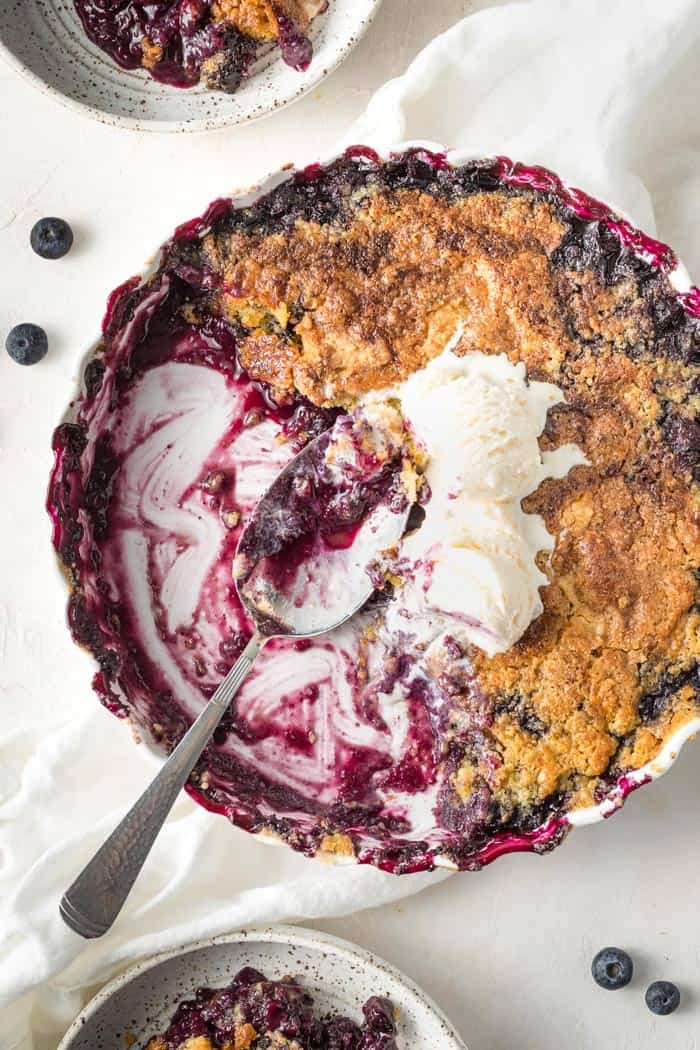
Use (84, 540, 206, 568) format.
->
(234, 429, 412, 637)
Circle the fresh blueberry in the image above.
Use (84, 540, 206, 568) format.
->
(591, 947, 634, 990)
(5, 323, 48, 365)
(30, 217, 74, 260)
(645, 980, 680, 1015)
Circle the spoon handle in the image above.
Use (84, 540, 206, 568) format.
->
(60, 634, 261, 939)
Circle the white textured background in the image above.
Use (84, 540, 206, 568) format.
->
(3, 1, 700, 1048)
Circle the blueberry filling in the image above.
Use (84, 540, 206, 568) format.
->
(73, 0, 318, 92)
(273, 8, 313, 70)
(145, 968, 398, 1049)
(638, 663, 700, 725)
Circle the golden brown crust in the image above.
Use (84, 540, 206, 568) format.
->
(319, 832, 356, 858)
(206, 191, 570, 404)
(140, 37, 164, 68)
(211, 0, 323, 39)
(233, 1024, 258, 1050)
(212, 0, 278, 39)
(200, 180, 700, 822)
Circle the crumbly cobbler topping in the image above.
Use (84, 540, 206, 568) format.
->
(205, 189, 567, 403)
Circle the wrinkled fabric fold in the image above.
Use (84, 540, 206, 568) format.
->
(0, 707, 442, 1048)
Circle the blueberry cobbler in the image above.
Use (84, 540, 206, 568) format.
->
(74, 0, 327, 91)
(143, 968, 397, 1049)
(48, 148, 700, 873)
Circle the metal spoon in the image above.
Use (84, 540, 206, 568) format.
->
(59, 429, 411, 939)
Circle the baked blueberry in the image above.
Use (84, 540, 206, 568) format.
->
(6, 323, 48, 366)
(591, 947, 634, 990)
(73, 0, 324, 93)
(30, 217, 74, 260)
(645, 980, 680, 1015)
(363, 996, 396, 1033)
(143, 966, 398, 1049)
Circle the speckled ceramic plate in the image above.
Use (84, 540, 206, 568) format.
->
(0, 0, 382, 131)
(56, 925, 467, 1049)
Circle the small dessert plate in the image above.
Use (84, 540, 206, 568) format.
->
(0, 0, 382, 132)
(56, 925, 467, 1049)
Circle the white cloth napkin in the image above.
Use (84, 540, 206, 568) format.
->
(3, 0, 700, 1047)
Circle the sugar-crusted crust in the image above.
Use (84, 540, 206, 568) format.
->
(200, 159, 700, 824)
(205, 189, 567, 403)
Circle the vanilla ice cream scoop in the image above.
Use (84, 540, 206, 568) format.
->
(377, 346, 587, 657)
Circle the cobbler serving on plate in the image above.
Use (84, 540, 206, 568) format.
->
(48, 147, 700, 873)
(144, 967, 397, 1049)
(74, 0, 327, 91)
